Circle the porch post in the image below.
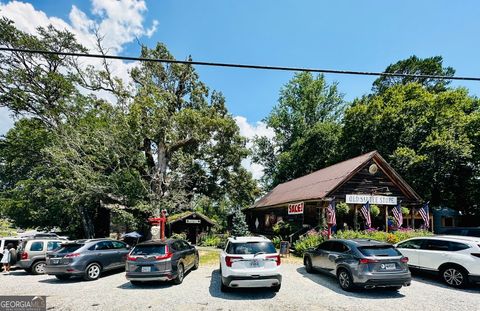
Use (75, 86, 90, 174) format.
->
(385, 206, 389, 233)
(354, 205, 358, 230)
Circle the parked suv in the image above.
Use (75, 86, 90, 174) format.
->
(125, 239, 199, 285)
(304, 239, 411, 291)
(17, 237, 66, 274)
(219, 236, 282, 292)
(45, 239, 130, 281)
(396, 235, 480, 287)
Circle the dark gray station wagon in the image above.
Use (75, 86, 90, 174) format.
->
(45, 239, 130, 281)
(125, 239, 199, 285)
(303, 239, 411, 291)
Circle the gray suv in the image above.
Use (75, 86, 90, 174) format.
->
(125, 239, 199, 285)
(45, 239, 130, 281)
(18, 238, 66, 274)
(303, 239, 411, 291)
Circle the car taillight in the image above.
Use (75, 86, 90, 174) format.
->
(127, 255, 138, 261)
(21, 252, 28, 260)
(225, 256, 243, 267)
(400, 257, 409, 263)
(359, 258, 379, 264)
(155, 252, 173, 260)
(65, 253, 81, 258)
(471, 253, 480, 259)
(266, 255, 281, 266)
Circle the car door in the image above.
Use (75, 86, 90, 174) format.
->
(92, 241, 116, 270)
(111, 241, 129, 267)
(311, 241, 334, 270)
(324, 242, 350, 273)
(396, 239, 424, 267)
(180, 240, 195, 268)
(417, 239, 452, 270)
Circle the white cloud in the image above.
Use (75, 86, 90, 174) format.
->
(234, 116, 274, 180)
(0, 0, 158, 134)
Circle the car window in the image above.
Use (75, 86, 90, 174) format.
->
(359, 246, 401, 257)
(47, 241, 62, 251)
(330, 242, 349, 253)
(56, 244, 83, 254)
(93, 241, 114, 250)
(397, 239, 424, 249)
(29, 241, 44, 252)
(131, 244, 167, 256)
(317, 241, 334, 251)
(422, 239, 450, 251)
(466, 230, 480, 237)
(111, 241, 127, 249)
(180, 241, 191, 250)
(449, 241, 470, 251)
(227, 242, 276, 255)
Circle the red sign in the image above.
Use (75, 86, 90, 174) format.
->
(288, 202, 304, 215)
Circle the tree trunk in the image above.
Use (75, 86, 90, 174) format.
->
(154, 141, 168, 198)
(78, 206, 95, 238)
(94, 206, 111, 238)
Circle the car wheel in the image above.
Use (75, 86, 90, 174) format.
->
(337, 269, 354, 291)
(83, 263, 102, 281)
(220, 280, 230, 292)
(441, 266, 468, 288)
(31, 261, 47, 275)
(304, 257, 314, 273)
(173, 263, 184, 285)
(192, 255, 199, 270)
(55, 275, 71, 281)
(272, 284, 281, 292)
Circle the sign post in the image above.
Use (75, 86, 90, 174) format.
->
(148, 209, 168, 240)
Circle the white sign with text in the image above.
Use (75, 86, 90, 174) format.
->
(346, 194, 397, 205)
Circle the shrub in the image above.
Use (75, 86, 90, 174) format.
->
(333, 229, 433, 244)
(370, 204, 380, 218)
(271, 236, 281, 249)
(294, 232, 325, 256)
(198, 233, 229, 248)
(336, 202, 350, 216)
(170, 232, 187, 240)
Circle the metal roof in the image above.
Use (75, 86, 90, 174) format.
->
(250, 151, 421, 209)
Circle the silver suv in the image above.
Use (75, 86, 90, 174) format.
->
(303, 239, 411, 291)
(18, 237, 66, 274)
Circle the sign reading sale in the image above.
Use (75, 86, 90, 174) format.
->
(288, 202, 304, 215)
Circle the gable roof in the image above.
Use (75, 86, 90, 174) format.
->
(250, 151, 421, 209)
(168, 211, 216, 226)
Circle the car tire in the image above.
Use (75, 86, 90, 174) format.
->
(173, 263, 184, 285)
(220, 280, 230, 292)
(441, 265, 469, 288)
(272, 284, 281, 292)
(55, 275, 71, 281)
(83, 263, 102, 281)
(337, 269, 355, 291)
(304, 257, 314, 273)
(192, 255, 199, 270)
(31, 261, 47, 275)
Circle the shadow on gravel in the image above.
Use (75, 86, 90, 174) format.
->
(410, 269, 480, 293)
(209, 269, 277, 300)
(118, 280, 174, 290)
(6, 270, 31, 277)
(38, 268, 125, 284)
(296, 267, 405, 299)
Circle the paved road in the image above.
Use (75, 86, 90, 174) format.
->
(2, 264, 479, 311)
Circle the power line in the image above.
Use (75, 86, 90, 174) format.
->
(1, 47, 480, 82)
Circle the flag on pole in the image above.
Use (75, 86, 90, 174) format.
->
(360, 201, 371, 228)
(392, 202, 403, 227)
(327, 199, 336, 226)
(419, 202, 430, 229)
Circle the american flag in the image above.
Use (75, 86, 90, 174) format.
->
(360, 201, 371, 228)
(327, 199, 336, 226)
(419, 202, 430, 229)
(392, 202, 403, 227)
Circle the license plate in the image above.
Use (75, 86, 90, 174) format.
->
(141, 266, 151, 273)
(52, 259, 59, 265)
(382, 263, 396, 270)
(250, 259, 260, 267)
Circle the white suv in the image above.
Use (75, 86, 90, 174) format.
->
(396, 235, 480, 287)
(219, 236, 282, 292)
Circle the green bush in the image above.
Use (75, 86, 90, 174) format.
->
(170, 232, 187, 240)
(334, 228, 433, 244)
(271, 236, 282, 249)
(370, 204, 380, 218)
(294, 233, 325, 256)
(198, 233, 229, 248)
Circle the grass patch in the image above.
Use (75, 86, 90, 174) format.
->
(199, 250, 219, 266)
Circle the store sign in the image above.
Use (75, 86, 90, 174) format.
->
(186, 219, 201, 224)
(288, 202, 304, 215)
(346, 194, 397, 205)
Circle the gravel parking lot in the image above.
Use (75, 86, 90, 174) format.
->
(2, 263, 479, 311)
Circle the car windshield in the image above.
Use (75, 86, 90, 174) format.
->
(358, 246, 401, 257)
(131, 245, 167, 256)
(56, 244, 83, 254)
(227, 242, 276, 255)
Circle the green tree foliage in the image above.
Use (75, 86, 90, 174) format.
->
(231, 208, 250, 236)
(372, 55, 455, 94)
(253, 72, 345, 189)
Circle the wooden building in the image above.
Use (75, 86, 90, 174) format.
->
(167, 211, 216, 244)
(245, 151, 430, 236)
